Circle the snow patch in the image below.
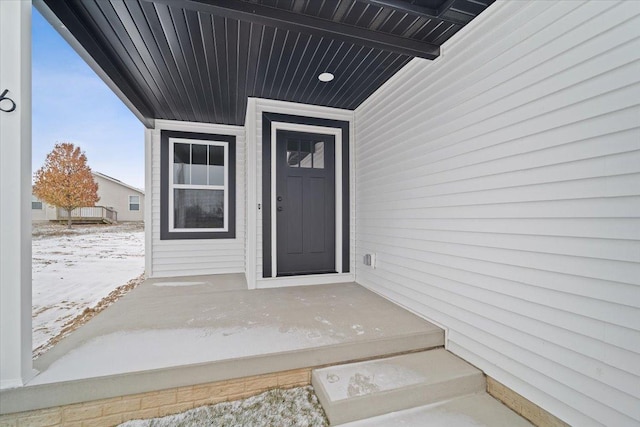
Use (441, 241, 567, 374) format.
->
(119, 386, 327, 427)
(32, 223, 144, 353)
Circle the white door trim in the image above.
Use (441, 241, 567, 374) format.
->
(270, 122, 342, 278)
(244, 98, 354, 290)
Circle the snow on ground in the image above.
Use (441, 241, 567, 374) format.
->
(119, 386, 328, 427)
(32, 222, 144, 355)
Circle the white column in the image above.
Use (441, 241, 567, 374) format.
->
(244, 98, 257, 289)
(0, 0, 34, 389)
(144, 128, 153, 277)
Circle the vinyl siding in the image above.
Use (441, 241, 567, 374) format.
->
(149, 120, 245, 277)
(92, 173, 144, 222)
(354, 1, 640, 426)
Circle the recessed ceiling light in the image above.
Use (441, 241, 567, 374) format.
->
(318, 72, 334, 82)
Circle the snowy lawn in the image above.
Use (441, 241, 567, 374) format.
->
(120, 386, 328, 427)
(32, 222, 144, 356)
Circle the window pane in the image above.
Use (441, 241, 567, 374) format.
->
(299, 140, 312, 168)
(287, 140, 299, 167)
(208, 165, 224, 186)
(313, 142, 324, 169)
(173, 163, 189, 184)
(129, 195, 140, 211)
(174, 189, 224, 229)
(174, 143, 190, 164)
(192, 164, 208, 185)
(192, 144, 207, 165)
(32, 195, 43, 210)
(209, 145, 224, 166)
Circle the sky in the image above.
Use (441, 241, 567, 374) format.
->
(32, 7, 144, 189)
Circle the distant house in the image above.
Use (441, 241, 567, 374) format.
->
(92, 172, 144, 222)
(31, 172, 144, 222)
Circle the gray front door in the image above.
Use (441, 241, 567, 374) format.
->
(276, 130, 336, 276)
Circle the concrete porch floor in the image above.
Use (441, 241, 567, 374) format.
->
(0, 275, 443, 414)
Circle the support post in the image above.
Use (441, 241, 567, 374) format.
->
(144, 128, 153, 278)
(0, 0, 34, 389)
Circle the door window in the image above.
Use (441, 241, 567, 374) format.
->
(287, 139, 325, 169)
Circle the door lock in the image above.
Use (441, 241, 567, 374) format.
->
(277, 206, 283, 212)
(277, 196, 283, 201)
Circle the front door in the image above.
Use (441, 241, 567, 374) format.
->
(275, 130, 336, 276)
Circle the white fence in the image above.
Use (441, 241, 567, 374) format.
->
(56, 206, 117, 223)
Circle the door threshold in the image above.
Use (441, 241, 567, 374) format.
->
(256, 272, 355, 289)
(277, 270, 338, 277)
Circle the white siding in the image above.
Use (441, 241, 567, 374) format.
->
(354, 1, 640, 426)
(149, 120, 245, 277)
(92, 173, 144, 222)
(244, 99, 356, 288)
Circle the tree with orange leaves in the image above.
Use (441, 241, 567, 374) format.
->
(33, 143, 99, 228)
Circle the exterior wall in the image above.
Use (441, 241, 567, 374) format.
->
(354, 1, 640, 426)
(244, 99, 356, 289)
(148, 120, 245, 278)
(31, 201, 56, 222)
(93, 173, 144, 222)
(31, 206, 46, 221)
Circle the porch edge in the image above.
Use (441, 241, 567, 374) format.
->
(0, 348, 438, 426)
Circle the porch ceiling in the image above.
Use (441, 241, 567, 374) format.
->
(41, 0, 493, 126)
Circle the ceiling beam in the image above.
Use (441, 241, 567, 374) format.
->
(358, 0, 469, 27)
(145, 0, 440, 60)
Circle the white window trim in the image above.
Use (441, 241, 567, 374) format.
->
(168, 137, 229, 233)
(128, 195, 140, 211)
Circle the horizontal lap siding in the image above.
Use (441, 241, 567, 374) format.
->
(151, 124, 245, 277)
(354, 1, 640, 426)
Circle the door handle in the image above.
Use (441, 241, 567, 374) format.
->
(277, 206, 283, 212)
(277, 196, 283, 201)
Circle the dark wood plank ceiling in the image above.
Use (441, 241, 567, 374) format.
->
(42, 0, 493, 126)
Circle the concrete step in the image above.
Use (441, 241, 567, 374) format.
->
(337, 393, 534, 427)
(312, 349, 485, 425)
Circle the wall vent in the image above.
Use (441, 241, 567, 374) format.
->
(363, 253, 376, 268)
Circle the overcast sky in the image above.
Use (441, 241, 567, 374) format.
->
(32, 7, 144, 189)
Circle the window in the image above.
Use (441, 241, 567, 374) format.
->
(160, 131, 236, 240)
(170, 139, 228, 231)
(32, 195, 43, 210)
(129, 195, 140, 211)
(287, 139, 325, 169)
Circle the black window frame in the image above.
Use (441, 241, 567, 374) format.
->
(160, 130, 236, 240)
